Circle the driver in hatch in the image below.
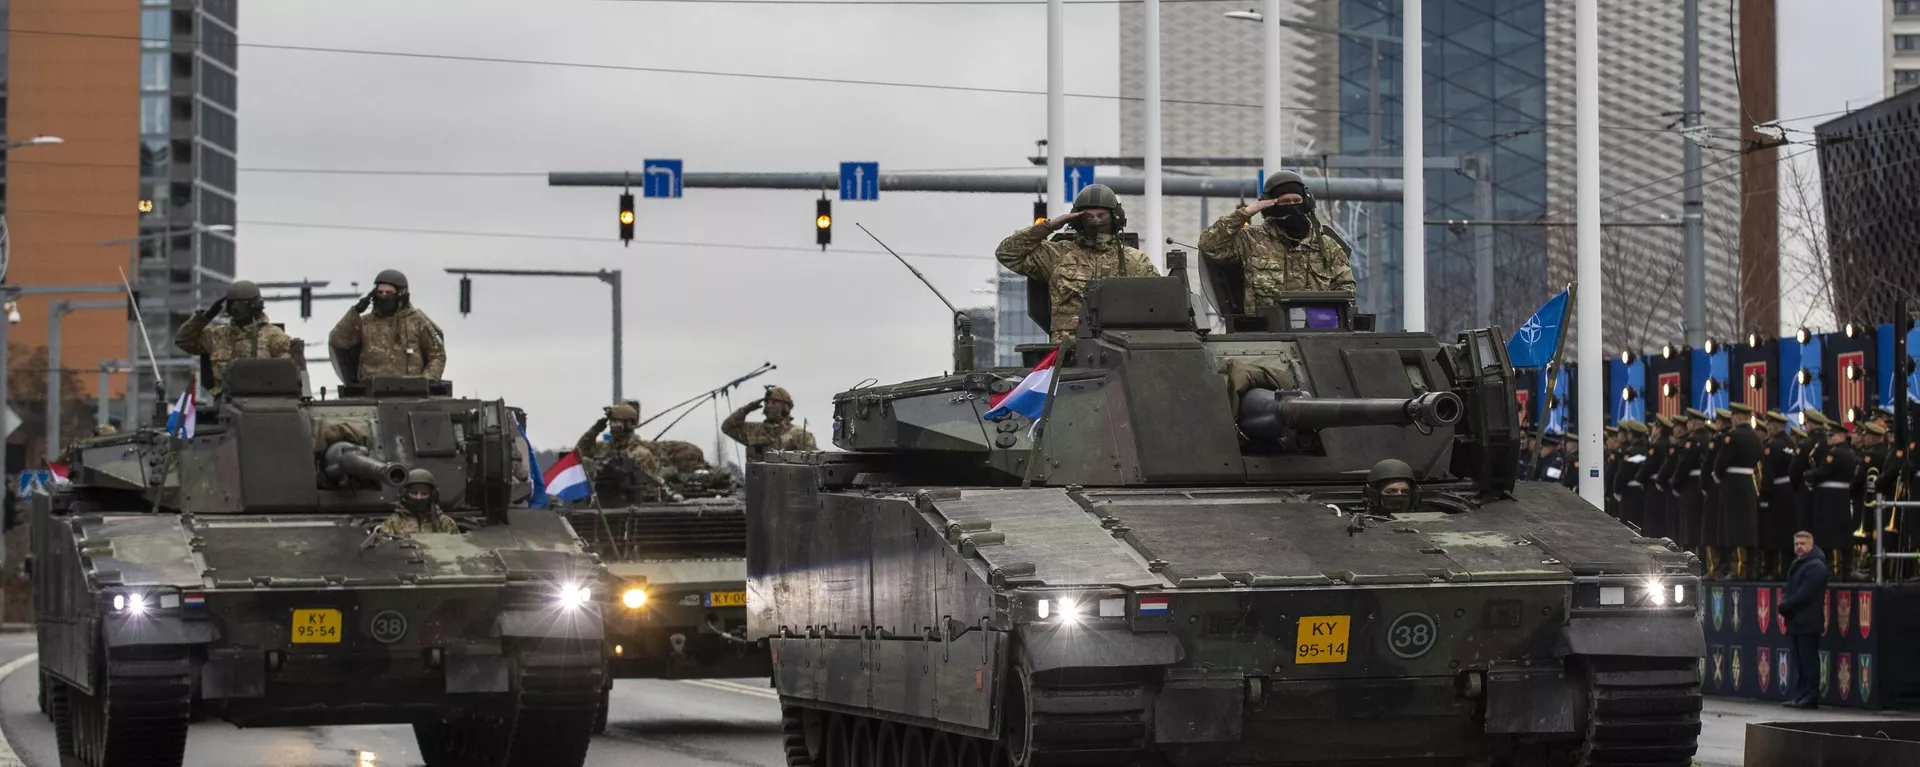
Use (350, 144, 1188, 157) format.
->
(373, 469, 460, 536)
(1365, 459, 1419, 516)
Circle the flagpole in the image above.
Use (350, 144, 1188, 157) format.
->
(1021, 341, 1070, 489)
(1528, 282, 1577, 482)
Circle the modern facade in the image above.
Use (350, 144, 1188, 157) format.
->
(6, 0, 238, 446)
(1890, 0, 1920, 97)
(1111, 0, 1752, 354)
(1815, 86, 1920, 326)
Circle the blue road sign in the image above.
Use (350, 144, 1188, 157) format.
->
(643, 159, 683, 198)
(1064, 165, 1095, 199)
(16, 470, 52, 496)
(839, 162, 879, 201)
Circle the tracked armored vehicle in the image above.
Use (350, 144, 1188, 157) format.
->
(747, 257, 1706, 766)
(31, 359, 606, 767)
(559, 458, 771, 734)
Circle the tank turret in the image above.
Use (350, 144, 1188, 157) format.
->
(753, 254, 1705, 767)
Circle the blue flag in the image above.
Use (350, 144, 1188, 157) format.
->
(515, 413, 547, 509)
(1506, 288, 1569, 369)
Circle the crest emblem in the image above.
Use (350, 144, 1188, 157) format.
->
(1820, 651, 1831, 698)
(1837, 590, 1853, 638)
(1838, 652, 1854, 702)
(1732, 588, 1743, 633)
(1861, 654, 1874, 702)
(1712, 587, 1725, 631)
(1731, 646, 1744, 692)
(1711, 646, 1726, 690)
(1757, 588, 1772, 634)
(1777, 647, 1790, 696)
(1858, 591, 1873, 638)
(1758, 647, 1772, 692)
(1775, 587, 1786, 633)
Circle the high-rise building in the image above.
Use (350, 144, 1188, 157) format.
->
(1115, 0, 1754, 353)
(1891, 0, 1920, 96)
(6, 0, 238, 448)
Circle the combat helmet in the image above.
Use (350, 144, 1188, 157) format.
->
(225, 281, 262, 301)
(405, 468, 436, 489)
(608, 403, 639, 421)
(1362, 458, 1419, 512)
(375, 269, 410, 291)
(766, 386, 794, 404)
(1070, 184, 1127, 229)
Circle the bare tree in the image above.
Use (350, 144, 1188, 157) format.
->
(1778, 153, 1839, 332)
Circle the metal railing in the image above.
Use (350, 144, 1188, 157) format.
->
(1868, 495, 1920, 585)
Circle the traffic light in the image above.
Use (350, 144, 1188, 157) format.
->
(299, 285, 313, 319)
(459, 276, 472, 316)
(815, 198, 832, 249)
(618, 192, 635, 246)
(1033, 199, 1047, 226)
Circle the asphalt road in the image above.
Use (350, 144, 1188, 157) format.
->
(1, 629, 1914, 767)
(0, 632, 786, 767)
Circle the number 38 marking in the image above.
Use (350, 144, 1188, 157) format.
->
(1386, 612, 1438, 659)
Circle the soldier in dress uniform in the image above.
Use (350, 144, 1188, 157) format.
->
(1664, 409, 1711, 557)
(1803, 417, 1858, 579)
(1639, 414, 1677, 540)
(1604, 426, 1624, 518)
(1700, 408, 1737, 576)
(1616, 420, 1651, 529)
(1535, 433, 1567, 483)
(1715, 403, 1765, 579)
(1789, 411, 1830, 551)
(1762, 410, 1799, 578)
(1850, 421, 1892, 580)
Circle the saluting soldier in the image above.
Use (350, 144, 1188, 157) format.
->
(1715, 404, 1765, 578)
(996, 184, 1159, 344)
(1762, 411, 1799, 578)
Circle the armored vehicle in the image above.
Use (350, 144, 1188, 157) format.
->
(747, 258, 1705, 766)
(31, 359, 607, 767)
(559, 457, 772, 733)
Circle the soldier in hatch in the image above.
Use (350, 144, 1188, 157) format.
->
(722, 386, 817, 462)
(329, 269, 446, 381)
(1365, 459, 1418, 516)
(175, 280, 294, 397)
(1197, 169, 1356, 313)
(575, 403, 668, 505)
(373, 469, 460, 536)
(995, 184, 1160, 344)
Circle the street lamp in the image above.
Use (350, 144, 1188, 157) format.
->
(0, 136, 63, 151)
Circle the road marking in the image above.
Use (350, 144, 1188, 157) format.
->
(678, 678, 780, 700)
(0, 652, 39, 767)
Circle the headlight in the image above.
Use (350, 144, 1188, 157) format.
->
(558, 584, 591, 610)
(621, 588, 648, 609)
(112, 592, 165, 613)
(1055, 597, 1080, 623)
(1644, 580, 1668, 605)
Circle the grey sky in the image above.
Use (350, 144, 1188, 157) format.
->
(238, 0, 1879, 455)
(239, 0, 1122, 456)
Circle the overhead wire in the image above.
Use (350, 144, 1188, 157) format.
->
(234, 218, 1000, 261)
(0, 26, 1685, 136)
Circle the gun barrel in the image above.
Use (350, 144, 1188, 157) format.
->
(1239, 390, 1464, 441)
(324, 441, 409, 486)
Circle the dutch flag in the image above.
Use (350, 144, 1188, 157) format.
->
(542, 452, 592, 504)
(164, 390, 196, 439)
(982, 349, 1059, 422)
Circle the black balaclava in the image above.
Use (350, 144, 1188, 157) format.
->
(1265, 180, 1315, 239)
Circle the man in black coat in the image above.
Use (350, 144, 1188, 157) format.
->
(1715, 404, 1765, 578)
(1777, 531, 1829, 708)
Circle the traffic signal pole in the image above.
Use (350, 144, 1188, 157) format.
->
(547, 171, 1402, 201)
(444, 267, 624, 404)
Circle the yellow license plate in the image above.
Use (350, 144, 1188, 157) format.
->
(291, 609, 343, 644)
(1294, 615, 1350, 664)
(707, 591, 746, 607)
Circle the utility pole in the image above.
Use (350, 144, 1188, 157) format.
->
(1403, 0, 1425, 332)
(1576, 0, 1605, 506)
(1263, 0, 1284, 181)
(1047, 0, 1065, 218)
(446, 268, 624, 404)
(1681, 0, 1707, 349)
(1144, 0, 1163, 268)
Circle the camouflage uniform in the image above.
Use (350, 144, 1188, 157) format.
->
(373, 502, 460, 535)
(176, 281, 294, 396)
(723, 387, 818, 462)
(575, 422, 663, 497)
(330, 306, 446, 380)
(644, 439, 710, 476)
(995, 185, 1159, 344)
(1197, 170, 1356, 312)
